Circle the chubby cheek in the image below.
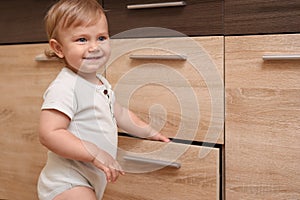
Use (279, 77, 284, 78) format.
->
(99, 44, 111, 66)
(102, 42, 111, 58)
(66, 53, 82, 66)
(64, 48, 84, 68)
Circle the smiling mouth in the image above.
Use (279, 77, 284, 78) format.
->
(83, 56, 102, 60)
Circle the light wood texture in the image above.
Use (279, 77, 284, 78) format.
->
(0, 38, 223, 199)
(225, 34, 300, 199)
(0, 44, 62, 199)
(103, 136, 220, 200)
(106, 36, 224, 144)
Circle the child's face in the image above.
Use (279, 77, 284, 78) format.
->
(53, 15, 110, 74)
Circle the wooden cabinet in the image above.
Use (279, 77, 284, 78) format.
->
(104, 136, 220, 200)
(224, 0, 300, 35)
(225, 34, 300, 199)
(104, 0, 223, 37)
(106, 36, 224, 144)
(104, 36, 224, 198)
(3, 2, 300, 199)
(0, 37, 223, 199)
(0, 44, 61, 199)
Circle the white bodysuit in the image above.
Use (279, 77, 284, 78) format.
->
(38, 67, 118, 200)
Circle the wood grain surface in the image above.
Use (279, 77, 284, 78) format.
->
(106, 36, 224, 144)
(0, 44, 62, 199)
(104, 136, 220, 200)
(105, 0, 223, 37)
(225, 0, 300, 35)
(0, 0, 57, 44)
(225, 34, 300, 199)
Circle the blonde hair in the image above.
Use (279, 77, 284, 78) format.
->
(44, 0, 106, 59)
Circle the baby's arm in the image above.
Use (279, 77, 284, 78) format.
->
(39, 109, 124, 182)
(114, 102, 170, 142)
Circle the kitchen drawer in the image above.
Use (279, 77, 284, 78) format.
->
(225, 34, 300, 199)
(225, 34, 300, 89)
(103, 136, 220, 199)
(0, 44, 62, 199)
(224, 0, 300, 35)
(106, 36, 224, 144)
(104, 0, 223, 37)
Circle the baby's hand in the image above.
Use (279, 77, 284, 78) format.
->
(91, 149, 125, 182)
(147, 132, 170, 143)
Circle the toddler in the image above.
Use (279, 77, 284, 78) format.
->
(37, 0, 170, 199)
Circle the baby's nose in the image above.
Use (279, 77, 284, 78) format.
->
(89, 43, 100, 52)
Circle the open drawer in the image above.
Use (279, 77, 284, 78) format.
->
(103, 136, 220, 199)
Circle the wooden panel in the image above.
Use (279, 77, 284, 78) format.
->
(103, 136, 220, 199)
(0, 0, 103, 44)
(0, 44, 62, 199)
(0, 0, 56, 44)
(224, 0, 300, 35)
(225, 34, 300, 199)
(104, 0, 223, 37)
(106, 36, 224, 144)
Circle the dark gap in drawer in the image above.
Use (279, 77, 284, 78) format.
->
(118, 132, 222, 148)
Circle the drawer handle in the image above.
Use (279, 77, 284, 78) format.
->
(130, 54, 187, 60)
(35, 54, 60, 62)
(127, 1, 186, 10)
(123, 155, 181, 169)
(262, 54, 300, 60)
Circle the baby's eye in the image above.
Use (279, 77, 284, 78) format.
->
(98, 36, 107, 41)
(76, 38, 87, 43)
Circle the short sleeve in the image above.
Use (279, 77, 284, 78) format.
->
(42, 80, 77, 120)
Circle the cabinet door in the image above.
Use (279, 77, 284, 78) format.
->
(106, 36, 224, 144)
(225, 34, 300, 199)
(104, 0, 223, 37)
(225, 0, 300, 35)
(103, 136, 220, 200)
(0, 44, 62, 199)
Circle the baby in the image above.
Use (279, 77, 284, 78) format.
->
(37, 0, 170, 199)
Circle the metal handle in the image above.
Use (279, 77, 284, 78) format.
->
(123, 155, 181, 169)
(130, 54, 187, 60)
(35, 54, 60, 62)
(262, 54, 300, 60)
(127, 1, 186, 10)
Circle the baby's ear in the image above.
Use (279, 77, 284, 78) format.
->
(49, 39, 64, 58)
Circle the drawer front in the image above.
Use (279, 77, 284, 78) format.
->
(104, 0, 223, 37)
(225, 0, 300, 35)
(103, 136, 220, 199)
(226, 34, 300, 89)
(225, 34, 300, 199)
(0, 44, 62, 199)
(106, 36, 224, 144)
